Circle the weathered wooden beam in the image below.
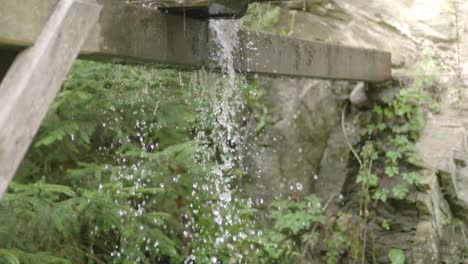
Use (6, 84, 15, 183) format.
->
(0, 0, 102, 197)
(0, 0, 206, 68)
(226, 30, 392, 81)
(0, 0, 391, 81)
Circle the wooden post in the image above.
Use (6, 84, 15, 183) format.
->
(0, 0, 102, 197)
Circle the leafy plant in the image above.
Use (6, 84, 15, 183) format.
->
(2, 61, 257, 263)
(255, 195, 325, 263)
(242, 3, 281, 33)
(388, 248, 405, 264)
(349, 75, 430, 263)
(362, 78, 427, 202)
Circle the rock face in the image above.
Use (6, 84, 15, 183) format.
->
(244, 0, 468, 262)
(243, 78, 351, 203)
(409, 107, 468, 263)
(349, 82, 368, 107)
(285, 0, 468, 76)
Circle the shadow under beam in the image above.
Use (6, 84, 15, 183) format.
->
(0, 49, 18, 82)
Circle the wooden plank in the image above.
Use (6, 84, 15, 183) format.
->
(0, 0, 207, 68)
(0, 0, 391, 81)
(0, 0, 102, 197)
(208, 30, 392, 81)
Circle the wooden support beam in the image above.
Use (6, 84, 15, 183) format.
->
(0, 0, 391, 81)
(0, 0, 206, 68)
(0, 0, 102, 197)
(225, 30, 392, 81)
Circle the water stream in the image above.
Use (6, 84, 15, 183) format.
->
(187, 20, 251, 263)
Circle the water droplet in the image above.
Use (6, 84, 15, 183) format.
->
(296, 182, 303, 191)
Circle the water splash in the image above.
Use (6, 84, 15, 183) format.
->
(209, 19, 244, 171)
(187, 19, 252, 262)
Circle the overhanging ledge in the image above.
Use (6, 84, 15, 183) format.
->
(0, 0, 391, 81)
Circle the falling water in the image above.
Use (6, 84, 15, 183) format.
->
(187, 19, 251, 262)
(209, 19, 244, 172)
(74, 11, 252, 262)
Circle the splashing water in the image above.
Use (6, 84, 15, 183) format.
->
(74, 17, 252, 263)
(207, 19, 244, 189)
(187, 19, 252, 262)
(209, 19, 244, 170)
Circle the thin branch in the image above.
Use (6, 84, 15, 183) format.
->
(341, 101, 363, 167)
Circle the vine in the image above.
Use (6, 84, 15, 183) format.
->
(350, 76, 429, 263)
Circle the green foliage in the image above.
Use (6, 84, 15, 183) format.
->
(351, 75, 429, 262)
(242, 3, 297, 37)
(243, 78, 271, 134)
(388, 248, 405, 264)
(324, 213, 354, 264)
(1, 61, 255, 263)
(242, 3, 281, 33)
(360, 77, 428, 203)
(254, 195, 325, 263)
(281, 11, 297, 36)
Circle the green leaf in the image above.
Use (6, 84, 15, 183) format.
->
(377, 123, 387, 131)
(385, 166, 399, 177)
(402, 172, 418, 185)
(381, 220, 390, 231)
(0, 249, 20, 264)
(383, 108, 394, 119)
(388, 248, 405, 264)
(372, 105, 383, 114)
(367, 124, 376, 135)
(368, 173, 379, 187)
(392, 184, 409, 200)
(373, 188, 389, 202)
(386, 151, 402, 164)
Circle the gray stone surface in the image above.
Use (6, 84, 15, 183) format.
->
(244, 78, 351, 203)
(408, 108, 468, 261)
(315, 124, 350, 202)
(349, 82, 368, 107)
